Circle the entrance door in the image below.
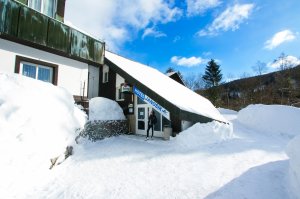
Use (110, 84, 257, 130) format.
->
(135, 103, 164, 137)
(137, 107, 147, 135)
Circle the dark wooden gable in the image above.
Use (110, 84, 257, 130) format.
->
(105, 57, 217, 124)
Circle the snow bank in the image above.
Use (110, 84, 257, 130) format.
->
(175, 121, 233, 148)
(218, 108, 238, 121)
(0, 73, 86, 193)
(89, 97, 126, 120)
(218, 108, 238, 115)
(286, 135, 300, 199)
(237, 104, 300, 138)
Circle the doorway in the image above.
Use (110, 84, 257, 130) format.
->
(135, 97, 165, 137)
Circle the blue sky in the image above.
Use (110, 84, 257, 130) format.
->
(65, 0, 300, 81)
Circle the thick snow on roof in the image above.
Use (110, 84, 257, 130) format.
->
(105, 51, 227, 123)
(166, 71, 176, 76)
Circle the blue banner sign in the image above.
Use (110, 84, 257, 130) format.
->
(133, 86, 170, 120)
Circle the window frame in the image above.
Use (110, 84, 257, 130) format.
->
(28, 0, 57, 18)
(104, 72, 109, 83)
(102, 65, 109, 83)
(15, 55, 58, 85)
(116, 86, 125, 101)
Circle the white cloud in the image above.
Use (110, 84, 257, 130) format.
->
(64, 0, 182, 51)
(171, 56, 208, 67)
(186, 0, 221, 17)
(142, 27, 167, 39)
(173, 35, 181, 43)
(268, 55, 300, 69)
(264, 30, 296, 50)
(197, 4, 254, 36)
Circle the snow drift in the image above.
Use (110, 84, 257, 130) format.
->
(175, 121, 233, 148)
(0, 73, 86, 197)
(237, 104, 300, 138)
(286, 135, 300, 199)
(89, 97, 126, 120)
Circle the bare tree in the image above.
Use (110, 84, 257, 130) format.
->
(184, 73, 205, 91)
(273, 52, 294, 71)
(240, 72, 251, 79)
(252, 61, 267, 76)
(252, 61, 267, 103)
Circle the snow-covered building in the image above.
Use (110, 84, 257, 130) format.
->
(0, 0, 105, 106)
(1, 0, 226, 138)
(101, 51, 227, 137)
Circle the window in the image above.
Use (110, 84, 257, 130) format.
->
(28, 0, 57, 18)
(102, 65, 109, 83)
(104, 72, 108, 83)
(116, 87, 124, 101)
(153, 109, 162, 131)
(21, 62, 53, 83)
(15, 56, 58, 85)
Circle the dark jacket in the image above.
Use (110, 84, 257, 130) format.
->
(148, 113, 157, 125)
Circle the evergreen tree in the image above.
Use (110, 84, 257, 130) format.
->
(202, 59, 222, 87)
(166, 67, 175, 74)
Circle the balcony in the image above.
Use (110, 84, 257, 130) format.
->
(0, 0, 104, 65)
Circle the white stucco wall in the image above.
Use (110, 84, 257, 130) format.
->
(0, 38, 89, 97)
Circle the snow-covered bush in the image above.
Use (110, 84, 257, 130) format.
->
(286, 135, 300, 199)
(77, 97, 127, 142)
(79, 120, 128, 142)
(89, 97, 126, 121)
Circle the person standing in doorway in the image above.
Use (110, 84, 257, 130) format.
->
(146, 110, 157, 139)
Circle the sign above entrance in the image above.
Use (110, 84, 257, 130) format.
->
(133, 86, 170, 120)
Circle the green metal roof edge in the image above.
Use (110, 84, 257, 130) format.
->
(0, 0, 105, 66)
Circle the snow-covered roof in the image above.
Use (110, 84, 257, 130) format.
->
(105, 51, 227, 123)
(166, 71, 176, 76)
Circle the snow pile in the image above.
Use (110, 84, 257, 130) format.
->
(0, 73, 86, 197)
(286, 135, 300, 199)
(237, 104, 300, 138)
(175, 121, 233, 148)
(89, 97, 126, 120)
(218, 108, 238, 121)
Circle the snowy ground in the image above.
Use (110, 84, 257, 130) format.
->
(0, 73, 299, 199)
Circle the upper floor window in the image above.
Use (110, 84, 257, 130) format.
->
(15, 56, 58, 85)
(104, 72, 109, 83)
(102, 65, 109, 83)
(28, 0, 57, 18)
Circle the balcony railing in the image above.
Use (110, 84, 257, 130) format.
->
(0, 0, 104, 64)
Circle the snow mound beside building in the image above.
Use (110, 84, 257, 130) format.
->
(89, 97, 126, 121)
(237, 104, 300, 138)
(286, 135, 300, 199)
(0, 73, 87, 192)
(0, 73, 86, 157)
(175, 121, 233, 148)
